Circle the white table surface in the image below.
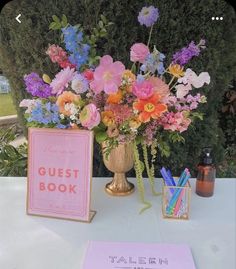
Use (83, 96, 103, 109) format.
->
(0, 177, 235, 269)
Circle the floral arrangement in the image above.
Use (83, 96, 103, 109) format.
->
(20, 6, 210, 211)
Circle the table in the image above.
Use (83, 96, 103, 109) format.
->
(0, 177, 235, 269)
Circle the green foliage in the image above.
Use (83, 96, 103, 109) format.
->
(0, 0, 236, 176)
(49, 14, 68, 30)
(0, 127, 27, 176)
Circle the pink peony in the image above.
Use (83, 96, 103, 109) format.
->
(160, 111, 191, 133)
(132, 80, 154, 99)
(50, 67, 76, 95)
(130, 43, 150, 63)
(79, 104, 101, 130)
(90, 55, 125, 94)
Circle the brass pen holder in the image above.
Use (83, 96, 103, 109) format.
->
(162, 181, 191, 220)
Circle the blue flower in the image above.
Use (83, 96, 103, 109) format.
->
(62, 26, 90, 70)
(140, 47, 165, 75)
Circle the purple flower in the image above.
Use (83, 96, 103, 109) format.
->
(138, 6, 159, 27)
(172, 41, 201, 66)
(24, 72, 53, 98)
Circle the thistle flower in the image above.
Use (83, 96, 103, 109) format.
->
(24, 72, 53, 98)
(138, 6, 159, 27)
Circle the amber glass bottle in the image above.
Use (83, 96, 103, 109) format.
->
(196, 148, 216, 197)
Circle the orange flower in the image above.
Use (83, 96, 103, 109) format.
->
(107, 90, 123, 104)
(168, 64, 185, 78)
(101, 110, 115, 126)
(133, 94, 167, 123)
(56, 91, 80, 116)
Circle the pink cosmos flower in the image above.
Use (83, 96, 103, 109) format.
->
(50, 67, 76, 95)
(132, 80, 154, 99)
(160, 111, 191, 133)
(79, 103, 101, 130)
(90, 55, 125, 94)
(130, 43, 150, 63)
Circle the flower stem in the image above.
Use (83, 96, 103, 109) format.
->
(147, 24, 154, 48)
(168, 76, 175, 86)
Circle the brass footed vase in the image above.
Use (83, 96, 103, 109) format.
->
(102, 142, 135, 196)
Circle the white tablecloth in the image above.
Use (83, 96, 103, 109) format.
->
(0, 177, 235, 269)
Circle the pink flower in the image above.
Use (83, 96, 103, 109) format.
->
(148, 77, 170, 101)
(79, 104, 101, 130)
(130, 43, 150, 63)
(46, 44, 75, 69)
(160, 112, 191, 133)
(132, 80, 154, 99)
(90, 55, 125, 94)
(46, 44, 67, 63)
(50, 67, 76, 95)
(83, 69, 94, 81)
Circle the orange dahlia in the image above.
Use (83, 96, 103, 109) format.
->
(56, 91, 80, 116)
(107, 89, 123, 104)
(133, 93, 167, 123)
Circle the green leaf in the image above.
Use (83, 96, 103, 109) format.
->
(61, 14, 68, 27)
(95, 132, 108, 143)
(131, 63, 136, 74)
(49, 22, 57, 30)
(101, 14, 107, 24)
(52, 15, 60, 23)
(98, 20, 104, 28)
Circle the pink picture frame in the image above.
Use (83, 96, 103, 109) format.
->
(27, 127, 96, 222)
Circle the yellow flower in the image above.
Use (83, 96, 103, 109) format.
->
(101, 111, 115, 126)
(168, 64, 185, 78)
(122, 70, 136, 92)
(42, 74, 51, 84)
(129, 117, 141, 129)
(122, 70, 136, 82)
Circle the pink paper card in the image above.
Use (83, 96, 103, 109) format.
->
(27, 127, 95, 222)
(82, 241, 196, 269)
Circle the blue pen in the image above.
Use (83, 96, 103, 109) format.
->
(177, 169, 187, 186)
(166, 172, 191, 214)
(160, 167, 175, 194)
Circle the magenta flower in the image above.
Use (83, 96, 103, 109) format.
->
(50, 67, 76, 95)
(90, 55, 125, 94)
(132, 80, 154, 99)
(130, 43, 150, 63)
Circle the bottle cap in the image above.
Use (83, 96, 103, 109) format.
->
(201, 147, 213, 165)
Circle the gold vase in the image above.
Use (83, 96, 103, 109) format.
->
(102, 142, 135, 196)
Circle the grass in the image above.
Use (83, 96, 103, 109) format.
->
(0, 93, 17, 117)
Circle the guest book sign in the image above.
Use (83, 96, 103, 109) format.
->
(82, 241, 196, 269)
(27, 128, 95, 222)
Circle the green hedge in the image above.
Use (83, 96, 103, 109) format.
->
(0, 0, 235, 176)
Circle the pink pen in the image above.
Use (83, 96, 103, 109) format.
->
(173, 188, 185, 217)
